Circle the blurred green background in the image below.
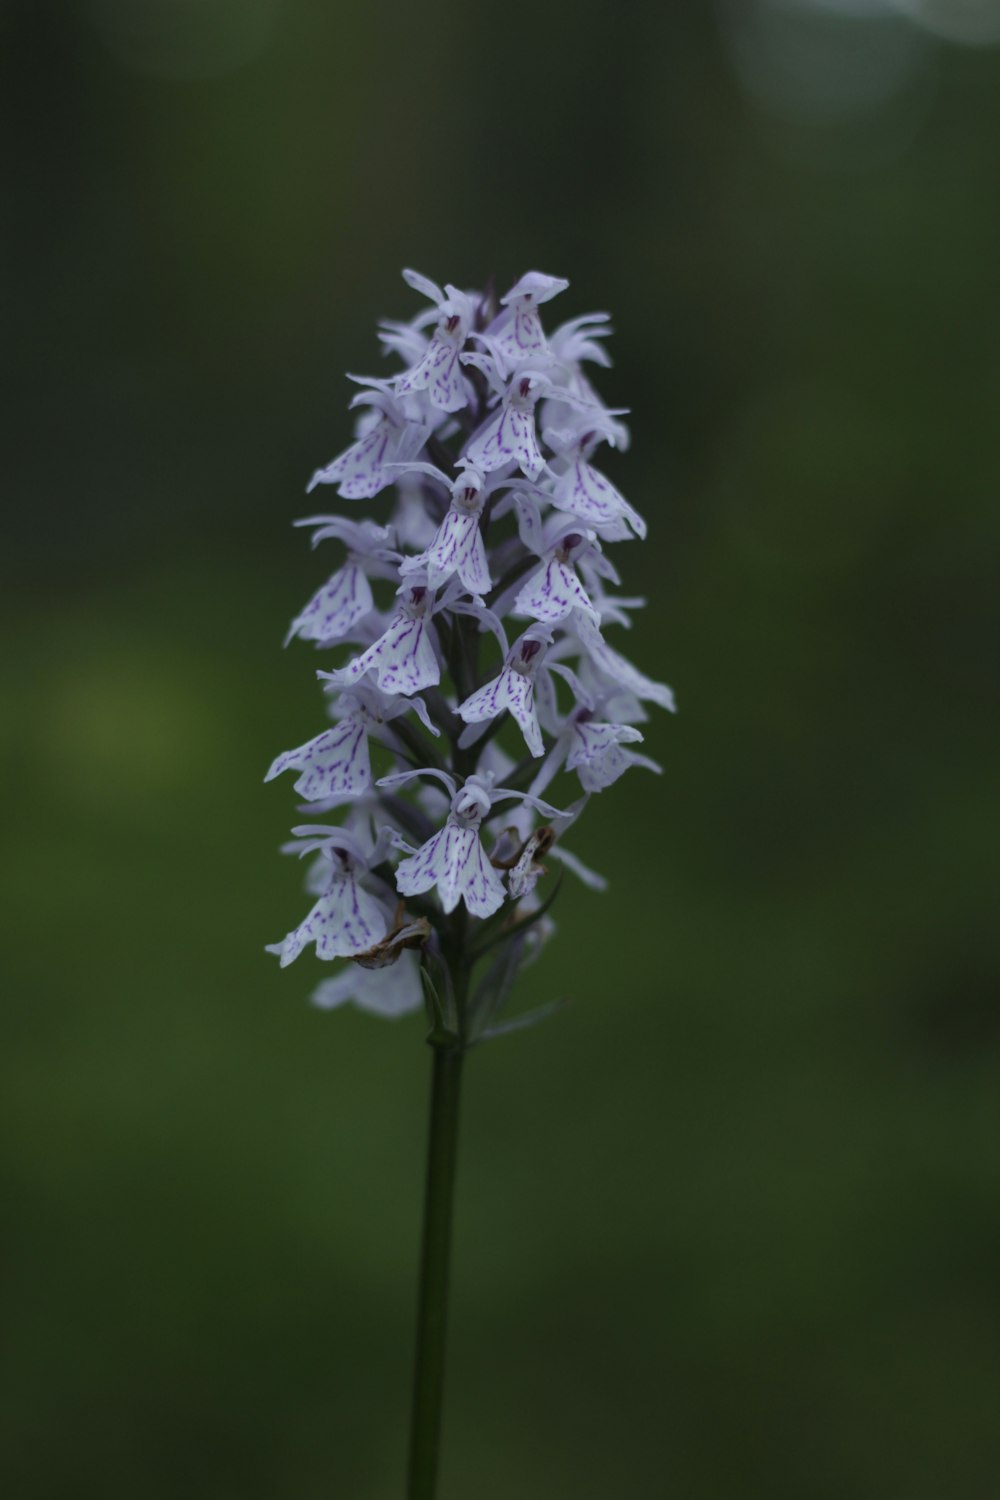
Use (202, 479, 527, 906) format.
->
(3, 1, 1000, 1495)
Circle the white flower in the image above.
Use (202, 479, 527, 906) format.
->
(311, 949, 424, 1019)
(380, 770, 563, 919)
(395, 782, 505, 918)
(266, 830, 390, 966)
(320, 583, 440, 697)
(284, 517, 398, 645)
(488, 271, 569, 372)
(266, 718, 371, 802)
(548, 312, 613, 372)
(545, 426, 647, 541)
(265, 683, 438, 801)
(286, 563, 374, 646)
(541, 316, 630, 452)
(398, 464, 492, 595)
(394, 269, 476, 413)
(566, 715, 659, 791)
(513, 528, 602, 625)
(463, 371, 550, 480)
(571, 613, 676, 713)
(307, 389, 425, 500)
(457, 626, 552, 758)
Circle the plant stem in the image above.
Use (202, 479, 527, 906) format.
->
(406, 1039, 466, 1499)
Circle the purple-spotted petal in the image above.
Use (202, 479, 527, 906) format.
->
(574, 617, 676, 713)
(286, 563, 374, 645)
(465, 403, 545, 480)
(397, 331, 469, 412)
(404, 509, 492, 595)
(265, 718, 371, 801)
(307, 414, 397, 500)
(514, 559, 600, 625)
(458, 666, 544, 758)
(395, 823, 506, 918)
(551, 457, 647, 540)
(566, 721, 644, 792)
(266, 874, 388, 966)
(322, 613, 440, 697)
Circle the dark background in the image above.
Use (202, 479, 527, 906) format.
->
(3, 1, 999, 1495)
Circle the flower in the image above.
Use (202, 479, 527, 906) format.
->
(544, 425, 647, 541)
(266, 682, 438, 801)
(487, 271, 569, 372)
(394, 775, 506, 918)
(312, 949, 424, 1018)
(307, 387, 426, 499)
(393, 270, 477, 413)
(266, 827, 393, 966)
(463, 371, 551, 480)
(529, 694, 661, 799)
(266, 267, 674, 1026)
(397, 463, 492, 595)
(379, 770, 564, 918)
(513, 527, 602, 625)
(285, 516, 399, 645)
(456, 625, 552, 758)
(319, 582, 440, 696)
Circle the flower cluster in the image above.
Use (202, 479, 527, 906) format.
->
(266, 270, 673, 1032)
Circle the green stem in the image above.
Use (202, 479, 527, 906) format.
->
(407, 1040, 466, 1500)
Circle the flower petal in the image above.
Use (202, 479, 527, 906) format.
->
(265, 719, 371, 800)
(267, 874, 388, 966)
(323, 615, 440, 697)
(395, 823, 506, 917)
(458, 666, 544, 757)
(286, 563, 374, 645)
(311, 948, 423, 1018)
(514, 560, 600, 625)
(465, 405, 545, 480)
(551, 458, 647, 539)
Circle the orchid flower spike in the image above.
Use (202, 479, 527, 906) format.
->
(266, 266, 673, 1038)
